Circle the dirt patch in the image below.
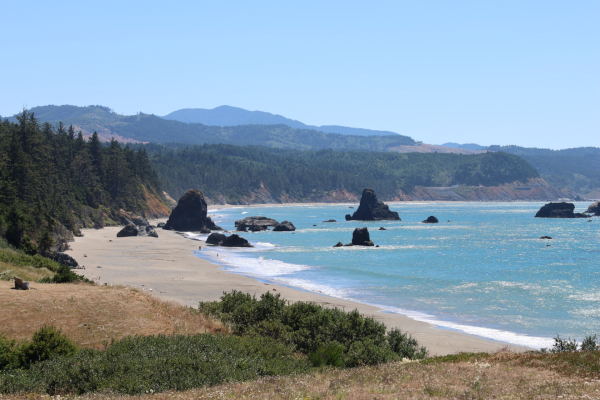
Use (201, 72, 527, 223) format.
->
(0, 282, 228, 348)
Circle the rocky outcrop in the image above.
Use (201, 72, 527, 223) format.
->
(587, 201, 600, 216)
(222, 234, 253, 247)
(345, 189, 400, 221)
(163, 189, 222, 231)
(117, 224, 139, 237)
(206, 233, 252, 247)
(333, 242, 343, 247)
(237, 223, 267, 232)
(206, 233, 227, 245)
(422, 216, 439, 223)
(141, 226, 158, 238)
(535, 202, 589, 218)
(323, 219, 337, 223)
(352, 227, 375, 246)
(235, 216, 279, 229)
(119, 209, 149, 227)
(273, 221, 296, 231)
(51, 252, 79, 269)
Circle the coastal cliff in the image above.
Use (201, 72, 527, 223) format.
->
(199, 179, 582, 205)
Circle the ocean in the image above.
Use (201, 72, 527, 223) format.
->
(189, 202, 599, 349)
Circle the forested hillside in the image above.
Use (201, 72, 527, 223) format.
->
(487, 146, 600, 196)
(145, 144, 539, 204)
(0, 112, 167, 254)
(9, 105, 416, 150)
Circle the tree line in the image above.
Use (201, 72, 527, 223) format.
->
(144, 143, 539, 204)
(0, 111, 163, 254)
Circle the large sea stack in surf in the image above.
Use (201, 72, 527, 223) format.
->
(534, 202, 589, 218)
(163, 189, 222, 231)
(345, 188, 400, 221)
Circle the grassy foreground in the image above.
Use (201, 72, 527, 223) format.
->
(1, 283, 599, 398)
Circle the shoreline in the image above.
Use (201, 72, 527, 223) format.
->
(68, 221, 530, 356)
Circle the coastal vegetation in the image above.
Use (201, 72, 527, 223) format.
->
(0, 288, 427, 395)
(0, 238, 85, 284)
(487, 145, 600, 196)
(0, 111, 166, 255)
(145, 143, 540, 203)
(198, 291, 428, 367)
(1, 284, 599, 397)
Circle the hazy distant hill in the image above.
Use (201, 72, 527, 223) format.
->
(7, 105, 416, 151)
(162, 105, 402, 137)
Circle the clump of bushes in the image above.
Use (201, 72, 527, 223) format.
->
(541, 334, 599, 353)
(0, 332, 309, 395)
(0, 326, 77, 371)
(199, 290, 428, 367)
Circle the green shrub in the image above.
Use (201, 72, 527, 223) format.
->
(388, 328, 428, 359)
(551, 335, 580, 353)
(0, 335, 17, 371)
(14, 326, 78, 368)
(308, 343, 344, 368)
(0, 334, 310, 395)
(199, 291, 428, 367)
(39, 264, 90, 284)
(581, 335, 599, 352)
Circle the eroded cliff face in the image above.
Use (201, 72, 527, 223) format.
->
(399, 179, 584, 202)
(199, 179, 583, 205)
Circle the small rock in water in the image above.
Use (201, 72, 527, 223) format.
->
(333, 242, 343, 247)
(379, 227, 386, 230)
(540, 236, 553, 240)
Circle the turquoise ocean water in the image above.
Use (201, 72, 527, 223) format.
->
(189, 202, 599, 349)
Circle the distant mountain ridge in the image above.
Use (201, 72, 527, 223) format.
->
(162, 105, 401, 137)
(5, 104, 416, 151)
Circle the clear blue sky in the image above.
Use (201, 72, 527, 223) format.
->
(2, 1, 598, 149)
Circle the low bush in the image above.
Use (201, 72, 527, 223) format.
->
(0, 334, 310, 395)
(199, 290, 428, 367)
(540, 334, 599, 353)
(39, 264, 90, 284)
(0, 326, 77, 371)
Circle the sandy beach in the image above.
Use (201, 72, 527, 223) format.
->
(68, 219, 528, 356)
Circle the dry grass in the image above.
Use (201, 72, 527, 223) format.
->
(6, 352, 599, 399)
(1, 282, 598, 399)
(0, 261, 55, 283)
(0, 282, 229, 348)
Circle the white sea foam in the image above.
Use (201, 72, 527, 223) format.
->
(376, 305, 554, 349)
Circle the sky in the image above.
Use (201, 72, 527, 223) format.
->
(1, 1, 598, 149)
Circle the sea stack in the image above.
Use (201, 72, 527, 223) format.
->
(163, 189, 222, 231)
(586, 201, 600, 216)
(352, 227, 374, 246)
(534, 202, 589, 219)
(345, 189, 400, 221)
